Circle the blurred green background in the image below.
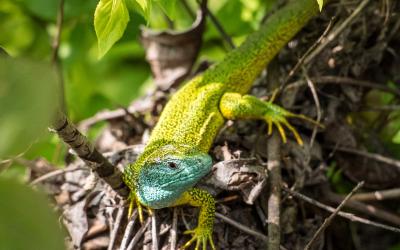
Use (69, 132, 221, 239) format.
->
(0, 0, 272, 174)
(0, 1, 270, 249)
(1, 0, 400, 249)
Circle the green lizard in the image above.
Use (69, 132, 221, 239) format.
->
(124, 0, 323, 249)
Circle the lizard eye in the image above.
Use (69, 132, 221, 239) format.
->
(167, 162, 178, 169)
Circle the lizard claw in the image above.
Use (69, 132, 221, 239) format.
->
(264, 105, 323, 146)
(128, 192, 145, 223)
(181, 227, 215, 250)
(265, 111, 303, 145)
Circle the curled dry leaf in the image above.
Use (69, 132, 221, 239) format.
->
(63, 200, 89, 248)
(207, 159, 267, 204)
(140, 4, 206, 90)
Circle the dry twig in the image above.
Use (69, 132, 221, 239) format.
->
(283, 186, 400, 233)
(195, 0, 235, 49)
(215, 212, 268, 242)
(51, 111, 130, 198)
(302, 68, 322, 147)
(324, 191, 400, 226)
(151, 211, 159, 250)
(30, 166, 83, 185)
(108, 203, 127, 250)
(126, 218, 151, 250)
(267, 132, 281, 250)
(352, 188, 400, 202)
(304, 182, 364, 250)
(285, 76, 400, 98)
(51, 0, 66, 111)
(332, 146, 400, 171)
(304, 0, 371, 64)
(119, 209, 138, 250)
(169, 208, 178, 250)
(281, 18, 334, 88)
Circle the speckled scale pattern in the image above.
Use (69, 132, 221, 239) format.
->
(141, 0, 318, 153)
(173, 188, 215, 229)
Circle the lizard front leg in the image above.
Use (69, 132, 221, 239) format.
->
(172, 188, 215, 250)
(220, 92, 322, 145)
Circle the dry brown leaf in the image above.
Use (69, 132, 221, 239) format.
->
(140, 6, 206, 90)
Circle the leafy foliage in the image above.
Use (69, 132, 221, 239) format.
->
(94, 0, 130, 58)
(0, 57, 58, 159)
(317, 0, 324, 11)
(155, 0, 178, 20)
(0, 178, 65, 250)
(94, 0, 179, 58)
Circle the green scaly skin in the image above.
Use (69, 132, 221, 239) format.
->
(124, 0, 322, 249)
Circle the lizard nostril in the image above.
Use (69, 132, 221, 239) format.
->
(168, 162, 178, 169)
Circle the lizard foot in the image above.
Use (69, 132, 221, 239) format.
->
(264, 104, 323, 146)
(181, 227, 215, 250)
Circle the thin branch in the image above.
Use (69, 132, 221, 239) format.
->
(51, 0, 66, 112)
(169, 208, 178, 250)
(180, 0, 196, 19)
(151, 211, 159, 250)
(215, 212, 268, 242)
(302, 68, 322, 148)
(352, 188, 400, 202)
(51, 0, 64, 64)
(108, 203, 127, 250)
(119, 209, 138, 250)
(283, 186, 400, 234)
(255, 200, 268, 228)
(267, 132, 281, 250)
(284, 76, 400, 98)
(48, 1, 129, 200)
(30, 166, 84, 185)
(304, 182, 364, 250)
(126, 218, 151, 250)
(332, 146, 400, 171)
(304, 0, 371, 65)
(281, 18, 334, 89)
(78, 109, 128, 132)
(324, 191, 400, 226)
(51, 111, 130, 198)
(196, 0, 235, 49)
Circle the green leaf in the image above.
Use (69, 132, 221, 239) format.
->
(0, 57, 59, 159)
(393, 129, 400, 144)
(317, 0, 323, 11)
(0, 178, 65, 250)
(155, 0, 177, 20)
(94, 0, 130, 59)
(126, 0, 152, 20)
(16, 0, 97, 21)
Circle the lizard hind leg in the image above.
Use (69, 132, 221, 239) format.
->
(220, 92, 321, 145)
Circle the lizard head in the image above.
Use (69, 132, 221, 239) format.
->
(134, 144, 212, 209)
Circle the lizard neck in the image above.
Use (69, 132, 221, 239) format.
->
(203, 0, 319, 94)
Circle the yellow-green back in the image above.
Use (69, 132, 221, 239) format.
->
(147, 0, 319, 153)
